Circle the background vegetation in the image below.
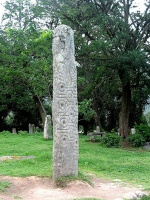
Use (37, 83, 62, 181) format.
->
(0, 0, 149, 138)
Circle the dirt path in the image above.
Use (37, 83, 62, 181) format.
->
(0, 175, 148, 200)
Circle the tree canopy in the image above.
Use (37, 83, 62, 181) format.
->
(0, 0, 149, 137)
(0, 0, 53, 130)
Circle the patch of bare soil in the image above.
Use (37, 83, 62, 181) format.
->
(0, 175, 148, 200)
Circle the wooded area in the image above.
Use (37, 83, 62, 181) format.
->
(0, 0, 149, 138)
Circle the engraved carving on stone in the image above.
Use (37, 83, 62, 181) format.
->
(52, 25, 78, 180)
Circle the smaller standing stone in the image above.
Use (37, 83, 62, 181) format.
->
(131, 128, 136, 135)
(96, 126, 100, 133)
(12, 128, 17, 134)
(44, 115, 51, 139)
(29, 123, 35, 134)
(117, 128, 120, 135)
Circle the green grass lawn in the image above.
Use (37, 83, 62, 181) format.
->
(0, 131, 53, 177)
(79, 136, 150, 189)
(0, 131, 150, 190)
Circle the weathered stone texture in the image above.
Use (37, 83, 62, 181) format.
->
(28, 123, 35, 134)
(44, 115, 51, 139)
(52, 25, 78, 180)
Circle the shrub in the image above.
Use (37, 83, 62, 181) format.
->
(0, 130, 11, 135)
(101, 133, 121, 147)
(135, 124, 150, 142)
(128, 133, 145, 147)
(140, 195, 150, 200)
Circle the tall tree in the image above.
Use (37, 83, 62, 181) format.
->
(0, 0, 53, 130)
(38, 0, 150, 137)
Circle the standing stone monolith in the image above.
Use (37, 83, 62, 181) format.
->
(131, 128, 136, 135)
(44, 115, 51, 139)
(28, 123, 35, 134)
(12, 128, 17, 134)
(52, 24, 78, 180)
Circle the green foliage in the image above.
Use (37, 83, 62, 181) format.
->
(41, 0, 150, 138)
(135, 124, 150, 142)
(78, 99, 95, 121)
(17, 130, 29, 135)
(0, 4, 53, 129)
(140, 196, 150, 200)
(4, 111, 15, 125)
(128, 134, 146, 147)
(0, 130, 11, 135)
(3, 0, 39, 30)
(0, 180, 11, 192)
(0, 0, 150, 134)
(101, 133, 121, 147)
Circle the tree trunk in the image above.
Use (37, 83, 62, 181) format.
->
(119, 81, 131, 138)
(92, 91, 102, 129)
(34, 96, 47, 128)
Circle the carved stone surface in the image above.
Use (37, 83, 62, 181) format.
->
(52, 25, 78, 180)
